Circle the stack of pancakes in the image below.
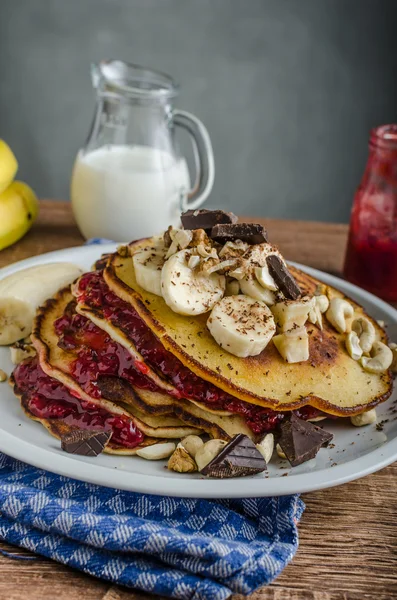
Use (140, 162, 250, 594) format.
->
(11, 238, 393, 456)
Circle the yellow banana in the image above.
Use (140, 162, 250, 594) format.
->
(0, 181, 39, 251)
(0, 140, 18, 194)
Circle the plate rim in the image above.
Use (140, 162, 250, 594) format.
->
(0, 244, 396, 498)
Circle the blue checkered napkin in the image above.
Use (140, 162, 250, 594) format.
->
(0, 453, 304, 599)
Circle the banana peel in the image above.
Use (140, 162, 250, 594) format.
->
(0, 139, 18, 194)
(0, 181, 39, 251)
(0, 140, 39, 250)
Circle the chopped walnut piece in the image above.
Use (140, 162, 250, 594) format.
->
(219, 240, 249, 260)
(206, 259, 237, 275)
(228, 260, 249, 280)
(168, 445, 198, 473)
(190, 228, 211, 248)
(199, 256, 220, 274)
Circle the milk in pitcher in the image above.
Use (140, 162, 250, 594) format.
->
(71, 145, 190, 241)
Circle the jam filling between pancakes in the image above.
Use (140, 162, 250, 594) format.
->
(55, 308, 159, 399)
(13, 358, 144, 449)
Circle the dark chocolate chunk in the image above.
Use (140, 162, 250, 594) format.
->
(61, 429, 112, 457)
(278, 414, 333, 467)
(210, 223, 268, 244)
(266, 254, 301, 300)
(181, 209, 238, 232)
(201, 434, 267, 478)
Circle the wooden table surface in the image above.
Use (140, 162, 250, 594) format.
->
(0, 201, 396, 600)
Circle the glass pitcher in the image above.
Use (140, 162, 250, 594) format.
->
(71, 60, 214, 241)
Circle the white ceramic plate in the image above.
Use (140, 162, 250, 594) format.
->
(0, 244, 396, 498)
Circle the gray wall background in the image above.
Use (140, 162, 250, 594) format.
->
(1, 0, 397, 223)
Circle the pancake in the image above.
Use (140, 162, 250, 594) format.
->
(96, 374, 253, 440)
(10, 360, 165, 455)
(32, 286, 254, 440)
(31, 288, 201, 440)
(103, 239, 393, 416)
(73, 269, 321, 438)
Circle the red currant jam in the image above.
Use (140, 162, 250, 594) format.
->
(344, 236, 397, 302)
(74, 271, 322, 434)
(54, 308, 159, 400)
(344, 125, 397, 301)
(13, 358, 144, 448)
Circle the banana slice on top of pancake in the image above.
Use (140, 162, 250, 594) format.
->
(207, 295, 276, 358)
(239, 274, 276, 305)
(161, 249, 225, 316)
(132, 236, 167, 297)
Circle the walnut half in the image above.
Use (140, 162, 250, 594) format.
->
(167, 445, 198, 473)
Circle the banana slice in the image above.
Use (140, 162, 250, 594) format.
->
(272, 326, 309, 363)
(271, 296, 315, 331)
(0, 263, 82, 345)
(161, 249, 225, 316)
(234, 243, 284, 302)
(133, 241, 167, 296)
(255, 264, 277, 291)
(240, 275, 276, 305)
(207, 295, 276, 357)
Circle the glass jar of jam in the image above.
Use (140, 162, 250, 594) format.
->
(344, 124, 397, 301)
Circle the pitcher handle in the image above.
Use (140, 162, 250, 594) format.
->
(173, 110, 215, 211)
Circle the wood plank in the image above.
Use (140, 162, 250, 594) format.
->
(0, 201, 348, 275)
(0, 201, 396, 600)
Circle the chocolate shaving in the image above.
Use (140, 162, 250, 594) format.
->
(181, 209, 238, 232)
(278, 414, 333, 467)
(210, 223, 268, 245)
(201, 433, 267, 478)
(266, 254, 301, 299)
(61, 429, 112, 457)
